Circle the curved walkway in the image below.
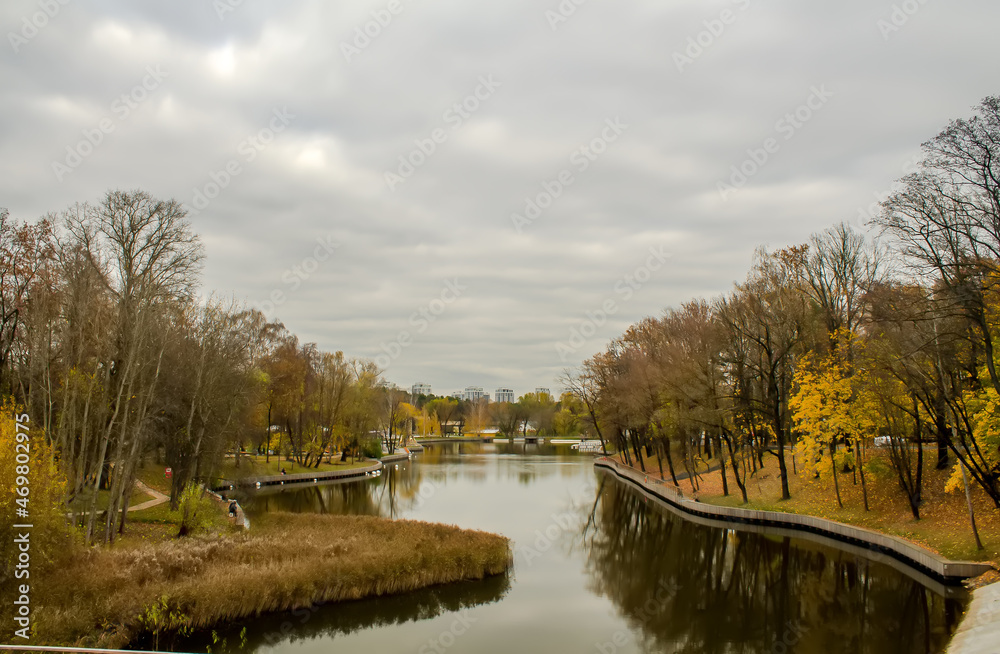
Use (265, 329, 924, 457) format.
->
(67, 480, 170, 518)
(128, 480, 169, 512)
(595, 457, 994, 583)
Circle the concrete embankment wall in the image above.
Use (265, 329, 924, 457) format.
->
(415, 437, 493, 445)
(594, 458, 994, 584)
(213, 460, 383, 490)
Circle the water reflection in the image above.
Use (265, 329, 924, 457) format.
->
(585, 473, 966, 654)
(237, 460, 421, 518)
(223, 446, 967, 654)
(240, 443, 592, 518)
(178, 572, 511, 653)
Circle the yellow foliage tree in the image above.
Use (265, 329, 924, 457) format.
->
(0, 400, 72, 639)
(790, 345, 879, 511)
(946, 388, 1000, 497)
(947, 273, 1000, 507)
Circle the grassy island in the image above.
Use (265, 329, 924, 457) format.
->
(25, 512, 511, 649)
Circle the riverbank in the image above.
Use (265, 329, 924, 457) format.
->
(211, 455, 378, 490)
(595, 457, 994, 583)
(24, 512, 512, 649)
(416, 436, 494, 444)
(614, 449, 1000, 566)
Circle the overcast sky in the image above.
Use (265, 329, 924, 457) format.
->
(1, 0, 997, 397)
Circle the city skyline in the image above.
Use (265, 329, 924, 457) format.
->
(409, 381, 556, 402)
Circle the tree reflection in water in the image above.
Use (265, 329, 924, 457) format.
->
(177, 572, 511, 653)
(238, 461, 426, 519)
(584, 474, 967, 654)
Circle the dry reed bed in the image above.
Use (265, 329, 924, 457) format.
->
(30, 513, 512, 648)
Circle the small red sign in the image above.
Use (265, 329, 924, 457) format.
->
(165, 467, 172, 478)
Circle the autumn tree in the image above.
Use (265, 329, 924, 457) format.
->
(718, 248, 809, 500)
(64, 191, 203, 543)
(790, 339, 878, 511)
(427, 397, 460, 437)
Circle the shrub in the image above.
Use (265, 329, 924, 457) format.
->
(0, 400, 73, 642)
(0, 401, 71, 566)
(360, 438, 383, 460)
(177, 483, 216, 537)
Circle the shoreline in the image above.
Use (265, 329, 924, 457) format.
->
(212, 460, 382, 491)
(596, 456, 1000, 653)
(594, 457, 993, 584)
(21, 513, 512, 649)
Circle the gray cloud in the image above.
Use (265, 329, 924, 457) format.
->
(1, 0, 997, 396)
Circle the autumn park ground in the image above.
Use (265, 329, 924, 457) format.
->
(613, 448, 1000, 568)
(10, 458, 512, 649)
(214, 453, 374, 480)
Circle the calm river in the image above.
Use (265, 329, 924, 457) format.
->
(193, 442, 968, 654)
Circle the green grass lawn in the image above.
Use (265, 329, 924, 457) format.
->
(67, 488, 158, 513)
(114, 492, 239, 549)
(136, 463, 173, 494)
(216, 454, 373, 480)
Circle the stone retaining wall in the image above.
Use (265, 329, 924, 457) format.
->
(595, 457, 994, 584)
(213, 460, 382, 490)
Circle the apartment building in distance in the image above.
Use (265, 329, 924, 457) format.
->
(464, 386, 487, 402)
(495, 387, 515, 403)
(411, 382, 432, 397)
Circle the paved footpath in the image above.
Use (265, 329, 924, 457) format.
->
(128, 480, 169, 512)
(947, 582, 1000, 654)
(67, 480, 170, 518)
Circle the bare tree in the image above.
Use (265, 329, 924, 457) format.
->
(66, 190, 203, 543)
(718, 248, 808, 501)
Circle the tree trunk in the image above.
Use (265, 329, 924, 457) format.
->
(830, 441, 843, 509)
(858, 439, 870, 512)
(718, 440, 729, 497)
